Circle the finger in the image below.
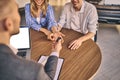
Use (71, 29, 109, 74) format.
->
(57, 39, 62, 44)
(70, 44, 76, 50)
(60, 32, 65, 37)
(74, 42, 82, 50)
(68, 41, 76, 48)
(50, 34, 55, 41)
(73, 44, 79, 50)
(68, 42, 73, 48)
(61, 37, 64, 43)
(71, 43, 79, 50)
(52, 43, 55, 50)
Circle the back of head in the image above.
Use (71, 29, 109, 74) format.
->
(0, 0, 15, 21)
(0, 0, 20, 35)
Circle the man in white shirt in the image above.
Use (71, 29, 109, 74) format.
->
(58, 0, 98, 50)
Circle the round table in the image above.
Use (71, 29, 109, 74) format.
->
(30, 28, 102, 80)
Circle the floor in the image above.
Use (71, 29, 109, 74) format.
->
(18, 0, 120, 80)
(93, 24, 120, 80)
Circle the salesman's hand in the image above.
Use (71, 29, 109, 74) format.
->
(53, 32, 65, 43)
(68, 38, 83, 50)
(52, 39, 62, 53)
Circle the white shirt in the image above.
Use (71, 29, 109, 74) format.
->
(36, 17, 40, 24)
(58, 1, 98, 34)
(9, 45, 18, 55)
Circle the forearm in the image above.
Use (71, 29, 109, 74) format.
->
(40, 28, 51, 36)
(51, 26, 58, 33)
(44, 56, 58, 79)
(78, 32, 95, 42)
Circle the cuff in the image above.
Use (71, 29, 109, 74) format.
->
(50, 52, 59, 57)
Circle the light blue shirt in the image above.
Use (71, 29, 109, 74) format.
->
(25, 4, 57, 31)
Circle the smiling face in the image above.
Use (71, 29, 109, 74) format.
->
(34, 0, 44, 6)
(71, 0, 82, 10)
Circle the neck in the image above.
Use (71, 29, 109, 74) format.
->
(0, 32, 10, 46)
(74, 1, 82, 11)
(75, 4, 82, 11)
(37, 5, 42, 10)
(74, 7, 81, 11)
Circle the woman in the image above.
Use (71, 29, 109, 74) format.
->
(25, 0, 62, 40)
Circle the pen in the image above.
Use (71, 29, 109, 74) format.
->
(56, 37, 61, 42)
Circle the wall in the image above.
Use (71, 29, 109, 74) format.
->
(16, 0, 30, 8)
(104, 0, 120, 5)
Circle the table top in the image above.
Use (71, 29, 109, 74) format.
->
(30, 28, 102, 80)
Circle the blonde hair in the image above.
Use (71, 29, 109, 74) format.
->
(30, 0, 49, 18)
(0, 0, 14, 21)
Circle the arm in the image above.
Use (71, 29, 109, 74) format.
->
(68, 32, 95, 50)
(80, 5, 98, 41)
(40, 28, 54, 40)
(37, 40, 62, 80)
(37, 56, 58, 80)
(57, 4, 67, 30)
(47, 5, 65, 40)
(47, 5, 57, 32)
(45, 39, 62, 79)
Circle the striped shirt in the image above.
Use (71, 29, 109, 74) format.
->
(25, 4, 57, 31)
(58, 1, 98, 34)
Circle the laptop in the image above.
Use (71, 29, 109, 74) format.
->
(10, 26, 31, 59)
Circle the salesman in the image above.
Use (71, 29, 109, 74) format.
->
(0, 0, 62, 80)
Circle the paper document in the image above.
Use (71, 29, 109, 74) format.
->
(38, 56, 64, 80)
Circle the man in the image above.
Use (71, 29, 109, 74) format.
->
(58, 0, 98, 50)
(0, 0, 62, 80)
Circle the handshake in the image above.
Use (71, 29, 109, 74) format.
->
(48, 31, 65, 54)
(48, 31, 65, 43)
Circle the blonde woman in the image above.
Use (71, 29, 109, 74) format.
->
(25, 0, 63, 40)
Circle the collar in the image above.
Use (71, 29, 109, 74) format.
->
(8, 45, 18, 55)
(70, 0, 85, 13)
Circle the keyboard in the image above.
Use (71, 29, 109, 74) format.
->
(17, 51, 26, 58)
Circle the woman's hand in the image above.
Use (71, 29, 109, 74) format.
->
(47, 32, 54, 41)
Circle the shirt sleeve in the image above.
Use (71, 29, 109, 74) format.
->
(47, 5, 57, 30)
(58, 4, 67, 27)
(50, 52, 59, 57)
(25, 4, 41, 31)
(87, 5, 98, 34)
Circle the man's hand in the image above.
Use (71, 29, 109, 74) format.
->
(52, 39, 62, 53)
(53, 32, 65, 43)
(68, 38, 83, 50)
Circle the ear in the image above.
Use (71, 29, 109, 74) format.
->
(4, 18, 14, 32)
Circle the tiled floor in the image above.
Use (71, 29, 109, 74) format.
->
(18, 0, 120, 79)
(93, 24, 120, 80)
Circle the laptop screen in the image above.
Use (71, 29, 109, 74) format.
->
(10, 26, 30, 50)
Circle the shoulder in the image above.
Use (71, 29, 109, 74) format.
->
(25, 3, 30, 9)
(47, 4, 54, 10)
(0, 44, 12, 52)
(0, 44, 14, 58)
(85, 1, 97, 10)
(64, 2, 72, 8)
